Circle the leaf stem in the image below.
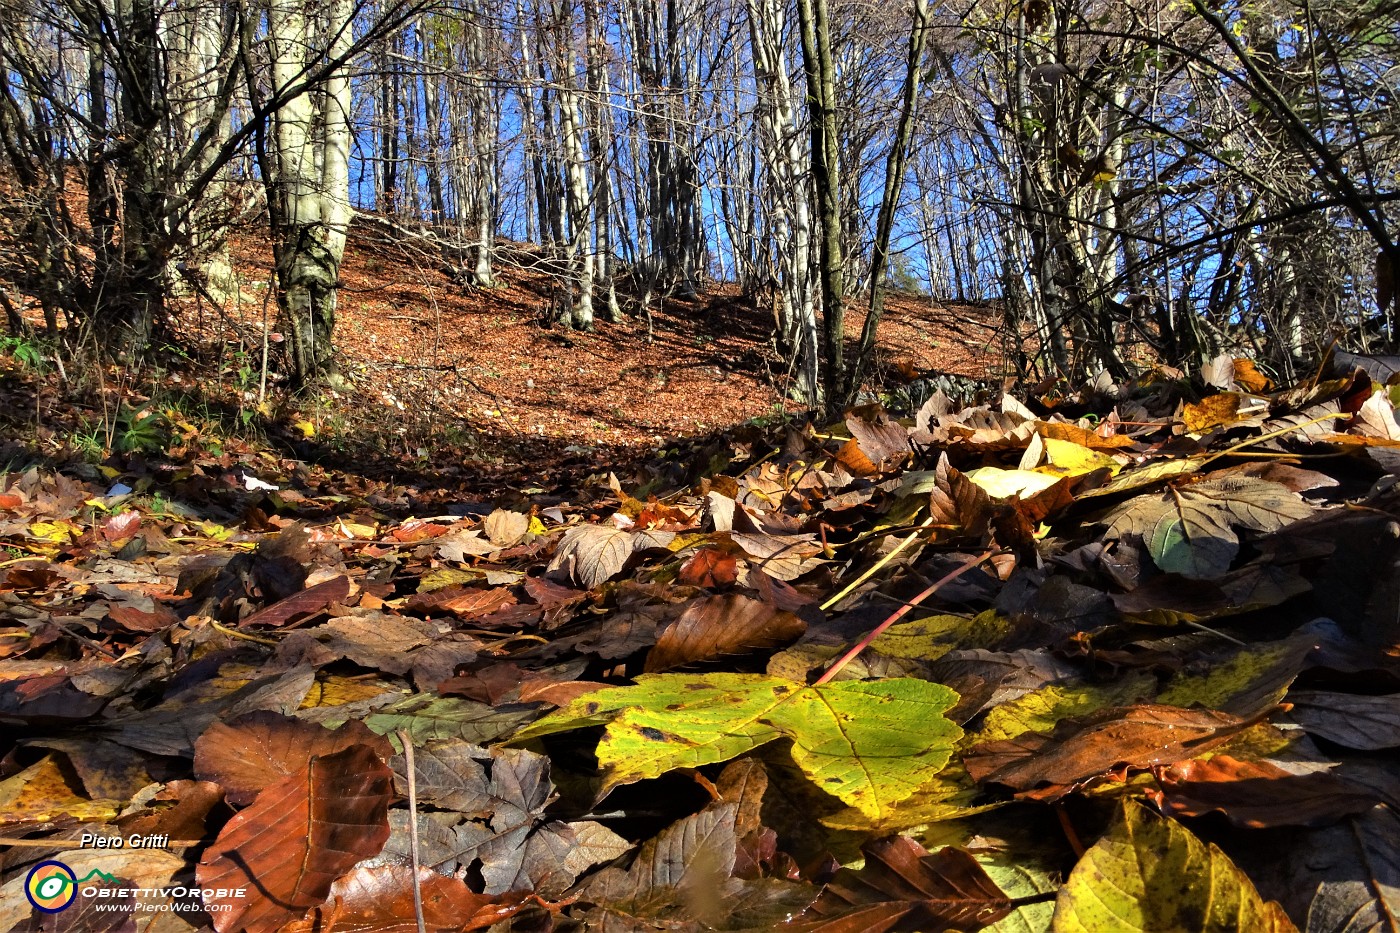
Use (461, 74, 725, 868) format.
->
(815, 549, 993, 685)
(820, 514, 936, 611)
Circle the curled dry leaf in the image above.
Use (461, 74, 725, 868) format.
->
(197, 743, 393, 932)
(1149, 755, 1378, 828)
(277, 864, 540, 933)
(645, 593, 805, 673)
(678, 546, 740, 588)
(238, 575, 350, 628)
(796, 836, 1012, 932)
(963, 703, 1264, 800)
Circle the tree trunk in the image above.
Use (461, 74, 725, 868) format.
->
(795, 0, 846, 412)
(267, 0, 354, 385)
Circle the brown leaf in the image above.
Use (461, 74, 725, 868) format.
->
(116, 779, 225, 841)
(484, 509, 530, 547)
(846, 407, 911, 470)
(796, 836, 1011, 932)
(197, 743, 393, 932)
(316, 612, 440, 674)
(549, 523, 674, 589)
(730, 531, 823, 581)
(572, 802, 741, 917)
(1287, 691, 1400, 750)
(277, 864, 537, 933)
(107, 602, 180, 633)
(646, 593, 805, 673)
(678, 546, 739, 588)
(835, 438, 879, 478)
(963, 704, 1264, 800)
(1150, 755, 1378, 828)
(406, 585, 517, 619)
(195, 711, 392, 806)
(101, 510, 142, 543)
(239, 575, 350, 628)
(926, 454, 993, 540)
(391, 519, 448, 542)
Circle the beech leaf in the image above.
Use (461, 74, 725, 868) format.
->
(510, 672, 962, 819)
(964, 703, 1261, 800)
(645, 593, 806, 672)
(196, 743, 393, 932)
(194, 710, 392, 806)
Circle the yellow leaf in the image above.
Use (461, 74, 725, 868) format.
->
(199, 521, 233, 541)
(1182, 393, 1245, 434)
(0, 756, 121, 824)
(335, 520, 378, 539)
(27, 521, 76, 543)
(1076, 457, 1206, 499)
(1037, 436, 1122, 477)
(527, 516, 548, 536)
(965, 467, 1061, 499)
(1053, 801, 1296, 932)
(293, 419, 317, 438)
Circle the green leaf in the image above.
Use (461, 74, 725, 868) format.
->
(364, 696, 539, 748)
(971, 673, 1157, 745)
(1052, 801, 1296, 932)
(1105, 476, 1312, 579)
(509, 673, 961, 820)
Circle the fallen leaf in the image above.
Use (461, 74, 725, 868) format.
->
(1286, 691, 1400, 749)
(964, 703, 1264, 800)
(1052, 801, 1295, 932)
(646, 593, 805, 672)
(796, 836, 1012, 932)
(1150, 755, 1378, 828)
(511, 673, 962, 820)
(1106, 475, 1312, 579)
(239, 575, 350, 628)
(678, 547, 740, 588)
(197, 743, 393, 932)
(279, 864, 537, 933)
(194, 711, 392, 805)
(484, 509, 531, 547)
(549, 523, 674, 588)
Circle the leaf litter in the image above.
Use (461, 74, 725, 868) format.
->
(1, 356, 1399, 931)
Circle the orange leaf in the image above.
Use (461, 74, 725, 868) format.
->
(197, 744, 393, 931)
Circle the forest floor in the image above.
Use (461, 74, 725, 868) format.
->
(206, 223, 1012, 464)
(1, 216, 1398, 932)
(3, 216, 1018, 501)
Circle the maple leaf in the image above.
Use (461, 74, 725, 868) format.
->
(510, 672, 962, 820)
(1105, 475, 1313, 579)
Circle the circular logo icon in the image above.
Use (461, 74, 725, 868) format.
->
(25, 861, 77, 913)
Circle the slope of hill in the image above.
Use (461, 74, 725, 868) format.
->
(205, 221, 1014, 445)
